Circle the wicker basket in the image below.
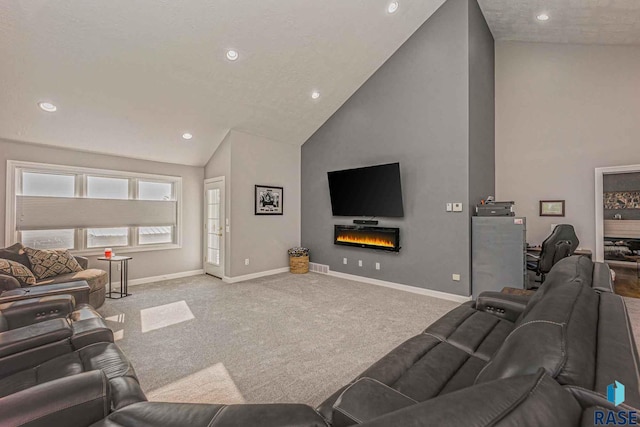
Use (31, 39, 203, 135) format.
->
(290, 255, 309, 274)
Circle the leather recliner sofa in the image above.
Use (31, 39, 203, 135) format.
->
(0, 295, 146, 414)
(0, 256, 637, 427)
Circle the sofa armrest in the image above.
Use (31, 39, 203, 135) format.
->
(90, 402, 328, 427)
(476, 291, 531, 322)
(0, 281, 89, 306)
(75, 256, 89, 270)
(0, 273, 21, 292)
(332, 378, 416, 427)
(0, 370, 110, 427)
(0, 318, 72, 358)
(0, 295, 75, 329)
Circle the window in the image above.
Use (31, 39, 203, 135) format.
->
(87, 228, 129, 248)
(6, 161, 182, 254)
(21, 229, 75, 250)
(87, 176, 129, 199)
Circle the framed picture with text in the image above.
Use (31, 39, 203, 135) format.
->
(255, 185, 283, 215)
(539, 200, 565, 217)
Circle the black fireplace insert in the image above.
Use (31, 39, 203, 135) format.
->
(334, 225, 400, 252)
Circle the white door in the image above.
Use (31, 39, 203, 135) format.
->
(204, 178, 225, 278)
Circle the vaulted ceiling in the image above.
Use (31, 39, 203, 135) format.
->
(0, 0, 446, 166)
(3, 1, 640, 166)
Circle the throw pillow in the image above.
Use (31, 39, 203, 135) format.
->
(0, 258, 36, 286)
(0, 242, 32, 270)
(24, 247, 83, 280)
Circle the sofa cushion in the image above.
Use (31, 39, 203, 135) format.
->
(0, 243, 32, 270)
(475, 272, 599, 389)
(36, 269, 107, 293)
(0, 259, 36, 286)
(24, 248, 83, 280)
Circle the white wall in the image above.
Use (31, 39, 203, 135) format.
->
(205, 130, 301, 278)
(495, 41, 640, 251)
(0, 138, 204, 280)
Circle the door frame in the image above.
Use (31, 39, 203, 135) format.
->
(595, 164, 640, 263)
(203, 176, 225, 277)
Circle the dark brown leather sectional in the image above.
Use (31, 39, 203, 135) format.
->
(0, 256, 638, 427)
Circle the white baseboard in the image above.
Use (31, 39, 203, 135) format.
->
(222, 267, 290, 284)
(110, 269, 204, 288)
(326, 269, 471, 304)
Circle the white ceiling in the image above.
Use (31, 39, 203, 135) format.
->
(0, 0, 446, 166)
(478, 0, 640, 45)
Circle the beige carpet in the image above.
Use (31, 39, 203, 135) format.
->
(98, 272, 460, 406)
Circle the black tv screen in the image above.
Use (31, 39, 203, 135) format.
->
(327, 162, 404, 217)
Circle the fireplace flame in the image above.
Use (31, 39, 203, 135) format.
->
(336, 234, 395, 248)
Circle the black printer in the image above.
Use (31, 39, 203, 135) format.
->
(475, 201, 515, 216)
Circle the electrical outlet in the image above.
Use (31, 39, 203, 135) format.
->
(358, 260, 363, 267)
(446, 203, 453, 212)
(452, 273, 461, 281)
(244, 259, 250, 266)
(453, 203, 463, 212)
(343, 258, 348, 265)
(375, 262, 380, 270)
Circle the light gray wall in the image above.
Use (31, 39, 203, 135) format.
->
(495, 41, 640, 250)
(205, 130, 301, 278)
(0, 138, 204, 280)
(204, 133, 232, 275)
(301, 0, 494, 296)
(229, 131, 301, 277)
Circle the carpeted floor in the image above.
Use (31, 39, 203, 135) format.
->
(97, 272, 459, 407)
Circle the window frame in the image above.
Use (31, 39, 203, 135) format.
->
(6, 160, 182, 256)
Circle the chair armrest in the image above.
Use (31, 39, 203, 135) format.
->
(0, 295, 75, 329)
(74, 256, 89, 270)
(476, 291, 531, 322)
(0, 281, 90, 306)
(0, 273, 21, 292)
(332, 378, 416, 427)
(0, 318, 72, 358)
(0, 371, 110, 427)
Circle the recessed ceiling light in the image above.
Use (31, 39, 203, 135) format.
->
(226, 49, 239, 61)
(311, 91, 320, 100)
(387, 1, 399, 14)
(536, 13, 550, 21)
(182, 133, 193, 140)
(38, 102, 57, 112)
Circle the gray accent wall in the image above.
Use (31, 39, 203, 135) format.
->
(301, 0, 494, 296)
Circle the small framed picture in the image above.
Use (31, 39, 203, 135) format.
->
(540, 200, 565, 217)
(255, 185, 283, 215)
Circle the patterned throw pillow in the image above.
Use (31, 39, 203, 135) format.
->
(0, 258, 36, 286)
(24, 247, 83, 280)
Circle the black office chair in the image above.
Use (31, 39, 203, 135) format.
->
(527, 224, 579, 284)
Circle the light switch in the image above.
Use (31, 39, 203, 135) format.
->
(446, 203, 453, 212)
(358, 260, 363, 267)
(343, 258, 348, 265)
(453, 203, 463, 212)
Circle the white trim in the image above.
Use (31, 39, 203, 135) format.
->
(595, 164, 640, 263)
(327, 270, 471, 303)
(222, 267, 290, 283)
(110, 269, 204, 287)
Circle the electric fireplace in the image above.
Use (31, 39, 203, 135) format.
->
(334, 225, 400, 252)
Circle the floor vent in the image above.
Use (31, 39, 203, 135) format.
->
(309, 262, 330, 274)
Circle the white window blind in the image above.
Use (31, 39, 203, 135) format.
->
(16, 196, 177, 230)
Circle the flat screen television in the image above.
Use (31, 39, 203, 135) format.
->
(327, 162, 404, 217)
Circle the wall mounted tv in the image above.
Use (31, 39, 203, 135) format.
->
(327, 162, 404, 217)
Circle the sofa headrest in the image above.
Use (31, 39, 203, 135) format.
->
(519, 255, 594, 321)
(476, 276, 599, 389)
